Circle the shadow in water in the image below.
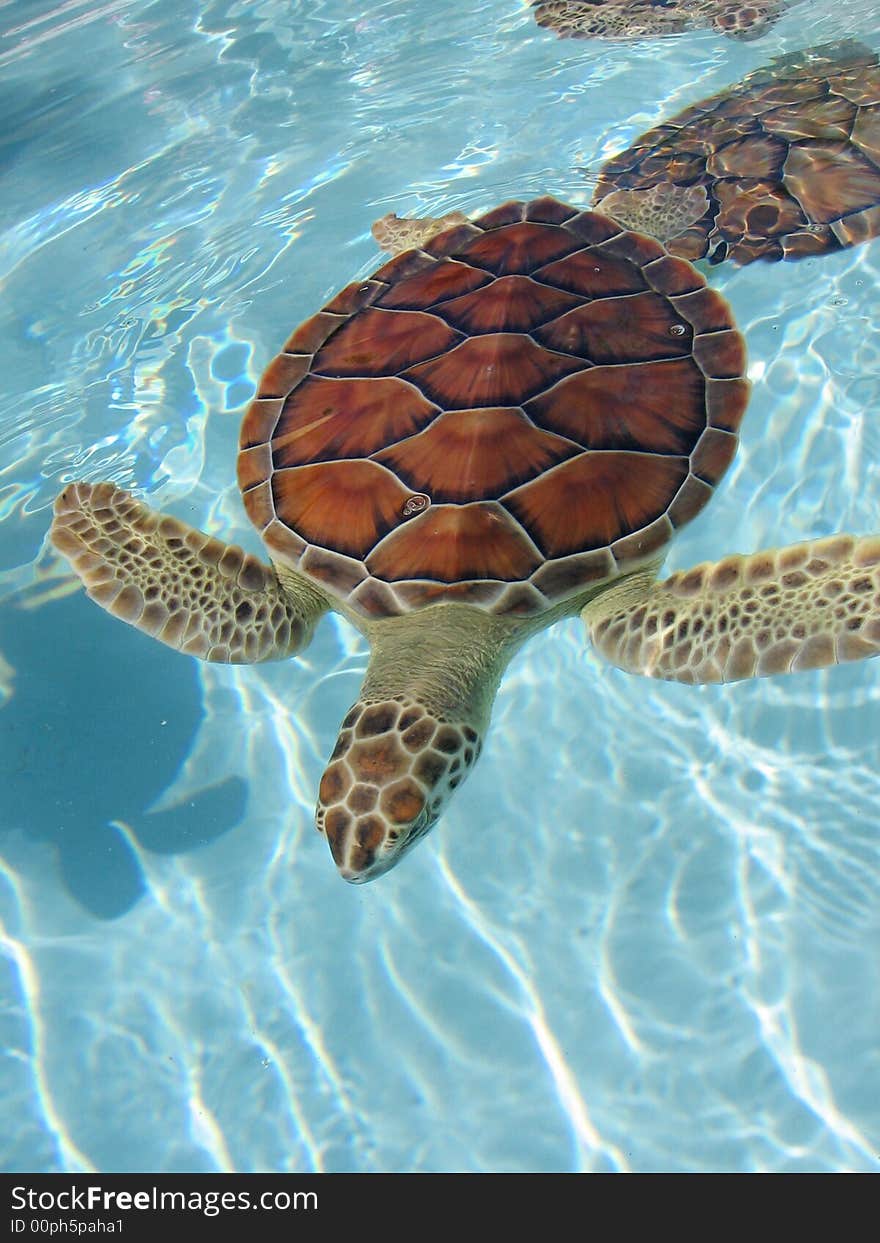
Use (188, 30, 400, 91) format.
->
(0, 591, 246, 920)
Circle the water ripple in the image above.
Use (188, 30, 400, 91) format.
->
(1, 0, 879, 1175)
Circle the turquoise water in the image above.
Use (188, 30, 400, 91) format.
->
(1, 0, 880, 1173)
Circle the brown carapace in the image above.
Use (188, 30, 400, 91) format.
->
(593, 41, 880, 265)
(531, 0, 787, 42)
(238, 196, 749, 621)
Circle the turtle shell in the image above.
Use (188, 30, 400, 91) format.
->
(594, 40, 880, 265)
(531, 0, 785, 42)
(238, 196, 749, 620)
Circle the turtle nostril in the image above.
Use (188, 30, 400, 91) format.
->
(338, 866, 369, 885)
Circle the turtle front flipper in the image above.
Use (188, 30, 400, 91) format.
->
(51, 482, 327, 662)
(583, 535, 880, 684)
(596, 183, 711, 246)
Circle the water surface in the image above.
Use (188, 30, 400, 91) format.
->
(1, 0, 879, 1173)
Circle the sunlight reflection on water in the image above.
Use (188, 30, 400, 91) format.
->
(0, 0, 879, 1174)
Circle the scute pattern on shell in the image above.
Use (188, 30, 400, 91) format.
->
(531, 0, 786, 42)
(590, 534, 880, 682)
(238, 196, 749, 619)
(593, 40, 880, 265)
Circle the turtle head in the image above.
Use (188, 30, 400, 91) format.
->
(315, 697, 483, 883)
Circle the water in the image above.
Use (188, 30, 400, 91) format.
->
(1, 0, 880, 1173)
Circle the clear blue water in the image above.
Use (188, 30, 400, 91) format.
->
(1, 0, 880, 1173)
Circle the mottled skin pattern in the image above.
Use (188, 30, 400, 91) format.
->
(50, 189, 880, 885)
(371, 211, 468, 254)
(317, 700, 481, 880)
(597, 183, 710, 246)
(585, 536, 880, 682)
(593, 41, 880, 265)
(51, 482, 326, 661)
(531, 0, 786, 42)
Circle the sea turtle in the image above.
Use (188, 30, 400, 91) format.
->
(51, 195, 880, 885)
(592, 40, 880, 264)
(373, 44, 880, 270)
(530, 0, 787, 42)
